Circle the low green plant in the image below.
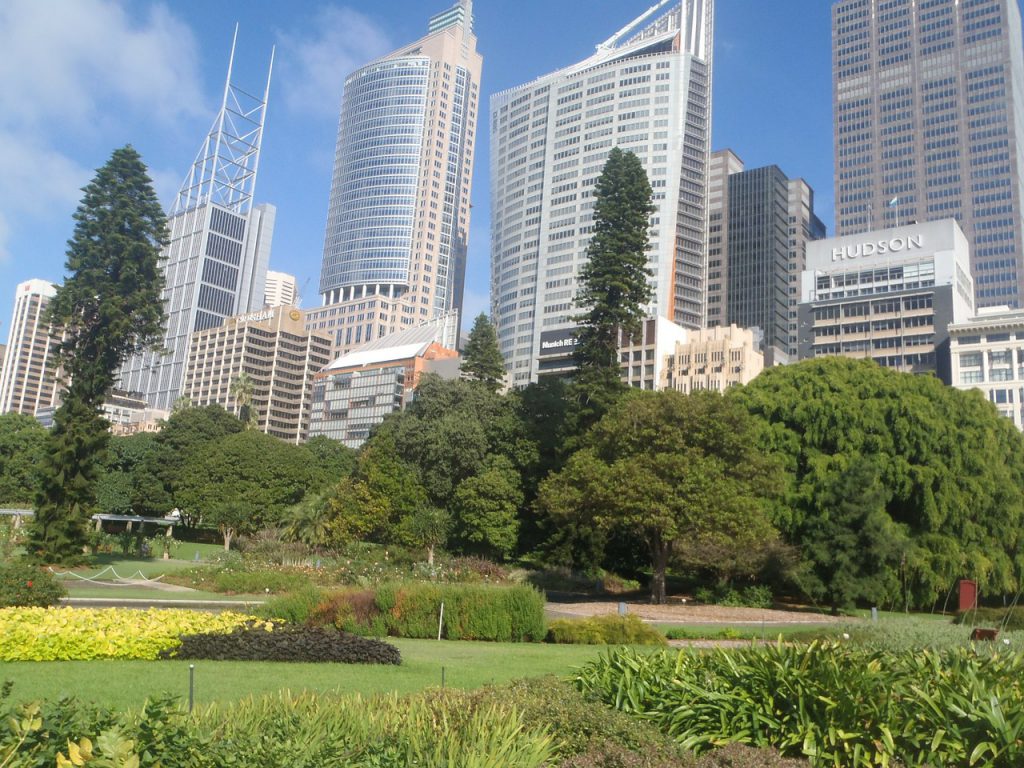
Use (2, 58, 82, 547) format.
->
(955, 605, 1024, 632)
(259, 584, 324, 624)
(576, 642, 1024, 767)
(0, 562, 66, 607)
(693, 584, 772, 609)
(167, 624, 401, 664)
(547, 615, 667, 646)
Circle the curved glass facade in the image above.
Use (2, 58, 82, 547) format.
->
(320, 58, 429, 294)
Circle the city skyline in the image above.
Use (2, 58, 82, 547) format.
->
(0, 0, 836, 340)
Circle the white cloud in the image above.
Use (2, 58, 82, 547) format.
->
(277, 6, 392, 118)
(0, 0, 204, 130)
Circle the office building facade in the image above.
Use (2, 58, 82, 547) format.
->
(663, 324, 764, 393)
(119, 35, 275, 411)
(308, 0, 482, 358)
(181, 305, 332, 444)
(309, 315, 460, 447)
(0, 280, 59, 416)
(265, 271, 298, 308)
(490, 0, 714, 386)
(949, 305, 1024, 427)
(832, 0, 1024, 308)
(706, 150, 825, 363)
(798, 220, 975, 382)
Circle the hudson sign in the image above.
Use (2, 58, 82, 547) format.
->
(832, 233, 923, 262)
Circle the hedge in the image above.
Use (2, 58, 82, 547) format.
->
(166, 625, 401, 664)
(546, 614, 667, 646)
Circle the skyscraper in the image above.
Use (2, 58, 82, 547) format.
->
(832, 0, 1024, 308)
(490, 0, 714, 385)
(118, 31, 275, 411)
(264, 270, 298, 308)
(0, 279, 58, 416)
(306, 0, 482, 357)
(706, 150, 824, 363)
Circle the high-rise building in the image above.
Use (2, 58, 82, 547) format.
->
(0, 280, 59, 416)
(181, 305, 332, 444)
(832, 0, 1024, 309)
(949, 305, 1024, 428)
(663, 324, 765, 393)
(490, 0, 714, 386)
(706, 150, 825, 363)
(264, 271, 298, 308)
(118, 32, 275, 411)
(306, 0, 482, 358)
(798, 219, 975, 383)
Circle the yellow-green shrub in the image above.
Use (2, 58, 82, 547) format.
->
(0, 607, 257, 661)
(546, 615, 667, 645)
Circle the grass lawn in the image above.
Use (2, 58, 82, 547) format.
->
(60, 583, 265, 603)
(653, 622, 841, 642)
(1, 638, 609, 711)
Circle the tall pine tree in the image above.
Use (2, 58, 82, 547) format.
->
(461, 312, 506, 391)
(572, 147, 654, 426)
(28, 146, 168, 562)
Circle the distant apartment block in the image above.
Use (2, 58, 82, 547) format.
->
(309, 315, 460, 448)
(832, 0, 1024, 309)
(308, 0, 482, 358)
(949, 305, 1024, 428)
(181, 305, 332, 444)
(799, 220, 975, 383)
(618, 317, 689, 390)
(265, 271, 298, 308)
(490, 0, 714, 386)
(663, 324, 764, 393)
(706, 150, 824, 364)
(0, 279, 59, 416)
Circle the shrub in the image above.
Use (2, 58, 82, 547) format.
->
(547, 615, 667, 646)
(301, 582, 546, 642)
(527, 567, 641, 595)
(0, 607, 254, 660)
(577, 642, 1024, 766)
(0, 563, 65, 607)
(166, 624, 401, 664)
(259, 585, 323, 624)
(212, 568, 310, 595)
(694, 584, 773, 609)
(954, 605, 1024, 632)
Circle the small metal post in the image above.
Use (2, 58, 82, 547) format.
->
(618, 602, 627, 616)
(188, 664, 195, 712)
(194, 551, 200, 562)
(437, 601, 445, 641)
(871, 607, 879, 623)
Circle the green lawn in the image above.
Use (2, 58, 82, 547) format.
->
(653, 622, 840, 642)
(1, 638, 608, 711)
(60, 583, 265, 603)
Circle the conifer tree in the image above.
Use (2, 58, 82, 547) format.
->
(572, 147, 654, 424)
(461, 312, 506, 391)
(28, 146, 168, 562)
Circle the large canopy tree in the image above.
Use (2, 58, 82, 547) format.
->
(571, 147, 655, 428)
(0, 413, 48, 506)
(461, 313, 506, 391)
(732, 357, 1024, 610)
(28, 146, 167, 561)
(538, 389, 782, 603)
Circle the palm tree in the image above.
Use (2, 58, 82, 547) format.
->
(230, 372, 258, 430)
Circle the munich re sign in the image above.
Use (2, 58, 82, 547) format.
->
(832, 233, 923, 262)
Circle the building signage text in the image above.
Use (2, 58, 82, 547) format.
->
(238, 309, 275, 324)
(832, 233, 924, 262)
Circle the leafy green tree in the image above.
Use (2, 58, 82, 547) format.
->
(399, 506, 452, 566)
(452, 455, 522, 560)
(302, 435, 357, 491)
(461, 313, 506, 391)
(0, 413, 47, 505)
(732, 357, 1024, 609)
(29, 146, 168, 562)
(204, 499, 254, 552)
(538, 390, 782, 603)
(283, 494, 333, 551)
(176, 431, 313, 545)
(571, 147, 654, 427)
(322, 477, 395, 548)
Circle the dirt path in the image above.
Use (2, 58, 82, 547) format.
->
(546, 599, 843, 625)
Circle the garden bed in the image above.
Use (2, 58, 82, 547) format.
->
(546, 600, 844, 625)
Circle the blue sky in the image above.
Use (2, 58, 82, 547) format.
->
(0, 0, 835, 334)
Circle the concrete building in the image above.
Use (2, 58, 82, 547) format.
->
(119, 36, 275, 411)
(832, 0, 1024, 309)
(798, 219, 975, 382)
(181, 305, 332, 444)
(706, 150, 825, 364)
(0, 280, 59, 416)
(307, 0, 482, 358)
(309, 315, 461, 447)
(264, 271, 298, 308)
(949, 305, 1024, 427)
(663, 324, 764, 393)
(618, 317, 689, 390)
(490, 0, 714, 386)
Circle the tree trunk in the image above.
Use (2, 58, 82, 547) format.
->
(650, 537, 670, 604)
(222, 528, 234, 552)
(427, 544, 435, 567)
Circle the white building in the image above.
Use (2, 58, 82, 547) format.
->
(490, 0, 714, 386)
(264, 271, 298, 308)
(798, 220, 975, 383)
(0, 279, 59, 416)
(949, 306, 1024, 429)
(118, 35, 275, 411)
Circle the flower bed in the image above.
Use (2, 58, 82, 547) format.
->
(0, 607, 255, 661)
